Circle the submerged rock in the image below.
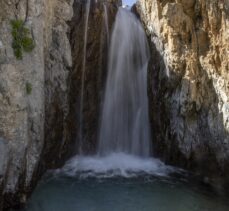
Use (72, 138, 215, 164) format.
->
(137, 0, 229, 191)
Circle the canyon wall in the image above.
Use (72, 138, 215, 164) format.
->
(0, 0, 73, 209)
(137, 0, 229, 189)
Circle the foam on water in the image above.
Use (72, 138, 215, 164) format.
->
(57, 153, 176, 179)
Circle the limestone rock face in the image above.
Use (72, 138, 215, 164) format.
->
(137, 0, 229, 189)
(0, 0, 73, 209)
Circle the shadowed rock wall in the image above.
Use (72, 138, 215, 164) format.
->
(137, 0, 229, 191)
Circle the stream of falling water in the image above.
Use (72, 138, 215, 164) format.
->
(103, 3, 109, 46)
(98, 8, 151, 157)
(79, 0, 91, 153)
(60, 7, 159, 178)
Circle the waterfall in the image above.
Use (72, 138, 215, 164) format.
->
(79, 0, 91, 153)
(60, 6, 173, 179)
(103, 3, 109, 46)
(98, 8, 151, 157)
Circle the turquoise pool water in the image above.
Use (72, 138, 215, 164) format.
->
(24, 155, 229, 211)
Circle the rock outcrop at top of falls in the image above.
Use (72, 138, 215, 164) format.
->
(137, 0, 229, 190)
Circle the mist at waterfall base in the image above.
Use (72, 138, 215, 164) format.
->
(23, 8, 229, 211)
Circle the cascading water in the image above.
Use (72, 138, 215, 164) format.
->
(60, 7, 172, 177)
(98, 8, 151, 157)
(103, 3, 109, 46)
(79, 0, 91, 153)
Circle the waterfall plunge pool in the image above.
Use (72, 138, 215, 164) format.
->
(23, 153, 229, 211)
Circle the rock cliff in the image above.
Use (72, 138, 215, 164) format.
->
(137, 0, 229, 190)
(0, 0, 120, 209)
(0, 0, 73, 209)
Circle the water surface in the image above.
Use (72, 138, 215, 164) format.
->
(24, 154, 229, 211)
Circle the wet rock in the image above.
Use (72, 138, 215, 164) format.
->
(68, 0, 120, 154)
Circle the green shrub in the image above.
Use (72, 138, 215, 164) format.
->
(26, 82, 32, 95)
(11, 19, 35, 60)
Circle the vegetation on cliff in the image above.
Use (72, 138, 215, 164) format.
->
(11, 19, 35, 59)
